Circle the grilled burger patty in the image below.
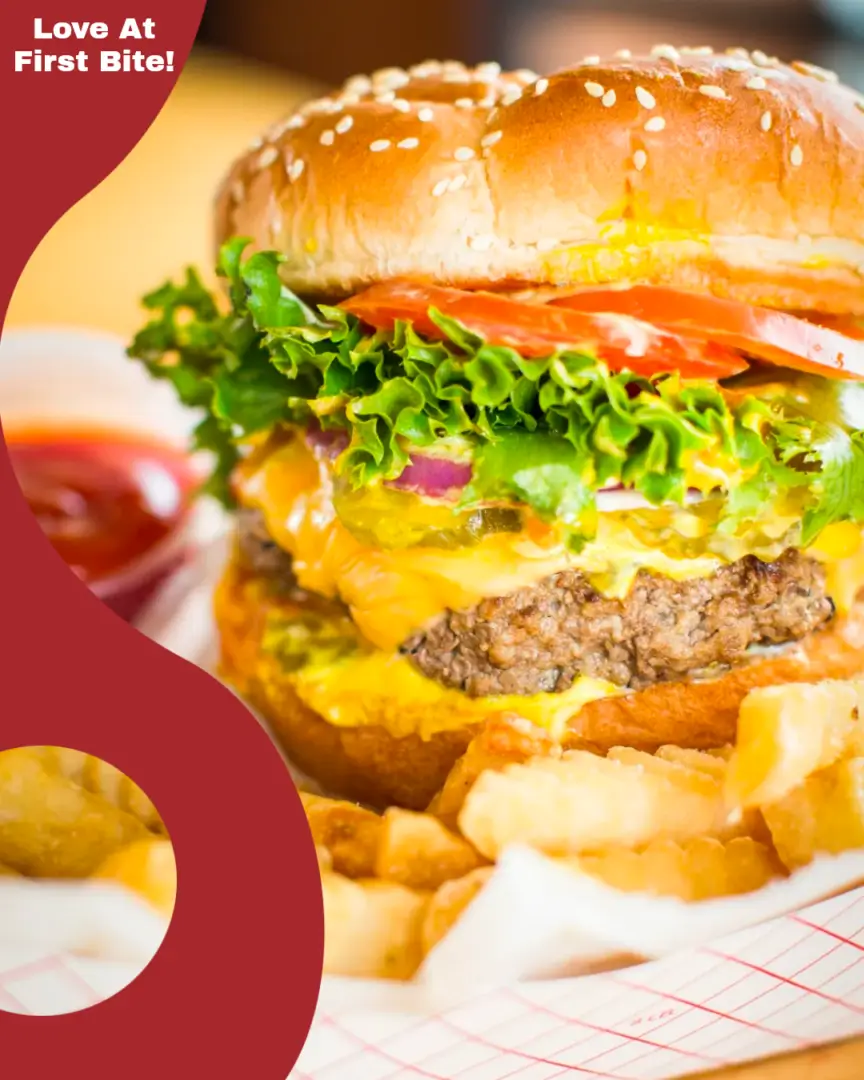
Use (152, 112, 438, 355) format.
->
(237, 507, 297, 582)
(237, 509, 834, 696)
(404, 552, 834, 695)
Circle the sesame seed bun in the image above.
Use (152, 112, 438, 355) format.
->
(215, 562, 864, 810)
(215, 50, 864, 315)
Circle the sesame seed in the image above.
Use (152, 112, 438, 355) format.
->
(287, 159, 305, 183)
(481, 130, 503, 148)
(257, 145, 279, 168)
(344, 74, 372, 94)
(418, 107, 435, 122)
(319, 129, 335, 146)
(432, 178, 450, 197)
(393, 99, 412, 113)
(699, 85, 728, 100)
(751, 50, 771, 66)
(501, 87, 523, 105)
(760, 110, 773, 131)
(614, 49, 632, 59)
(397, 137, 420, 149)
(370, 139, 391, 152)
(455, 97, 474, 109)
(728, 47, 750, 58)
(514, 68, 540, 84)
(745, 76, 767, 90)
(651, 44, 680, 62)
(335, 115, 354, 134)
(534, 78, 550, 96)
(448, 173, 468, 192)
(633, 149, 648, 171)
(793, 61, 838, 83)
(682, 45, 714, 56)
(375, 90, 396, 105)
(790, 144, 804, 167)
(444, 71, 471, 84)
(635, 86, 656, 109)
(339, 92, 362, 106)
(583, 55, 600, 64)
(476, 61, 502, 77)
(468, 234, 496, 251)
(304, 97, 341, 115)
(537, 238, 559, 251)
(248, 135, 264, 151)
(724, 59, 751, 72)
(454, 146, 476, 161)
(644, 116, 666, 132)
(585, 81, 605, 98)
(602, 89, 617, 107)
(478, 92, 497, 108)
(409, 61, 441, 78)
(373, 66, 410, 90)
(442, 60, 467, 73)
(284, 115, 306, 130)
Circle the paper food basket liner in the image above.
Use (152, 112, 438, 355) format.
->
(3, 537, 864, 1078)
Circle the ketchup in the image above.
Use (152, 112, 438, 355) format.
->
(7, 428, 195, 621)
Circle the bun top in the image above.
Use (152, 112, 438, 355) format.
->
(215, 49, 864, 314)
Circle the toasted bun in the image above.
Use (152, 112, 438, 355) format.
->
(216, 563, 864, 809)
(216, 50, 864, 315)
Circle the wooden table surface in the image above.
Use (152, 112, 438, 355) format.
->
(6, 45, 864, 1080)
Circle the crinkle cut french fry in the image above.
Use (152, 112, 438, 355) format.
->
(763, 758, 864, 870)
(608, 746, 762, 840)
(32, 748, 165, 833)
(429, 713, 561, 824)
(375, 808, 485, 890)
(322, 874, 429, 980)
(459, 749, 727, 859)
(300, 792, 382, 878)
(95, 837, 177, 917)
(570, 837, 781, 901)
(655, 746, 730, 779)
(421, 867, 494, 955)
(726, 681, 859, 811)
(0, 748, 149, 877)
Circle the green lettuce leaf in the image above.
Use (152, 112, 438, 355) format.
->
(127, 240, 864, 545)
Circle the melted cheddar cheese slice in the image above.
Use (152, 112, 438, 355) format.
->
(289, 648, 619, 740)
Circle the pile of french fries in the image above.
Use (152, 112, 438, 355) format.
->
(0, 747, 175, 916)
(310, 679, 864, 980)
(2, 677, 862, 980)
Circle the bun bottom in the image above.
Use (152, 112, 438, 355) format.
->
(215, 567, 864, 810)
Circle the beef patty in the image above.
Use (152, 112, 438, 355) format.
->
(236, 507, 297, 582)
(236, 508, 835, 696)
(403, 552, 834, 695)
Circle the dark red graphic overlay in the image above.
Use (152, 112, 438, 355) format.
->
(0, 1, 324, 1075)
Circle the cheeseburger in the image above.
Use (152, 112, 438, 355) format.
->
(131, 49, 864, 810)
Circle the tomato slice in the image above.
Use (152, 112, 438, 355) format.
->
(550, 286, 864, 381)
(342, 282, 748, 380)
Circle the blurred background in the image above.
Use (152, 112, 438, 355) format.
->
(199, 0, 864, 89)
(6, 0, 864, 336)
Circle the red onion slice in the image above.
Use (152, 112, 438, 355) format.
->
(304, 423, 703, 509)
(305, 422, 349, 459)
(387, 455, 473, 498)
